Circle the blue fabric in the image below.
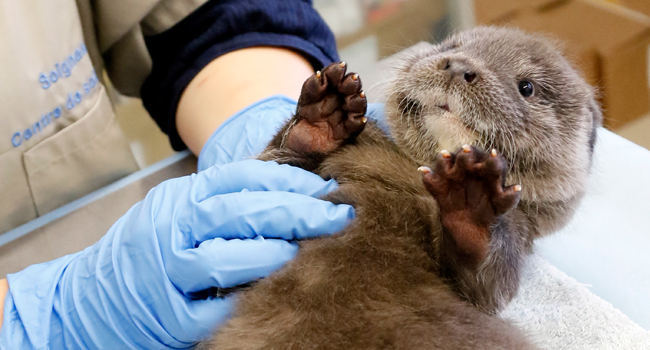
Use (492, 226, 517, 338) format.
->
(0, 160, 354, 349)
(141, 0, 339, 151)
(198, 95, 388, 170)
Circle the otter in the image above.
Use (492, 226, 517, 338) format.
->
(199, 27, 602, 349)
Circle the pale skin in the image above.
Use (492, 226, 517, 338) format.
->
(0, 46, 315, 331)
(177, 46, 315, 154)
(0, 279, 7, 327)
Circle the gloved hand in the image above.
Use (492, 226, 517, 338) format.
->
(197, 95, 388, 170)
(0, 160, 354, 349)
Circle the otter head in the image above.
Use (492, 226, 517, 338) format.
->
(386, 26, 602, 235)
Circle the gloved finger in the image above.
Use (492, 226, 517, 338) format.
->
(169, 237, 299, 292)
(185, 191, 355, 243)
(192, 159, 339, 201)
(164, 294, 239, 344)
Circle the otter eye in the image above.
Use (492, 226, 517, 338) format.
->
(518, 80, 534, 97)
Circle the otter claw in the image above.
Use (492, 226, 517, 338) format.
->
(361, 116, 368, 124)
(360, 91, 365, 98)
(289, 62, 367, 154)
(490, 149, 498, 157)
(424, 146, 521, 265)
(418, 166, 433, 174)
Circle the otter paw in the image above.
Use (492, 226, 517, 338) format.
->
(285, 62, 367, 154)
(419, 146, 521, 264)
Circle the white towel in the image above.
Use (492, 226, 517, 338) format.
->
(501, 255, 650, 349)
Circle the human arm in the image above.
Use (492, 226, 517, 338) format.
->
(176, 46, 314, 155)
(139, 0, 339, 161)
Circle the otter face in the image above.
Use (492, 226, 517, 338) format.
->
(386, 26, 602, 205)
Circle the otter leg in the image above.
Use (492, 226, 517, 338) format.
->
(420, 145, 526, 312)
(259, 62, 367, 170)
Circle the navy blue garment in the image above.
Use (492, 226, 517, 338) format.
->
(140, 0, 339, 151)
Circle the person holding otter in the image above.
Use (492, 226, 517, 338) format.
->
(0, 1, 356, 348)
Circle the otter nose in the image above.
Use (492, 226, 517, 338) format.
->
(440, 58, 478, 84)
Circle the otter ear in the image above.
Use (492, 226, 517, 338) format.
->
(587, 97, 602, 153)
(588, 97, 603, 127)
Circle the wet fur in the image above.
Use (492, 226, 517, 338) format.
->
(200, 27, 601, 349)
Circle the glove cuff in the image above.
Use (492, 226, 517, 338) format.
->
(197, 95, 297, 171)
(0, 290, 32, 348)
(0, 253, 79, 349)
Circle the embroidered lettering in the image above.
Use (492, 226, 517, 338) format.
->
(39, 73, 51, 89)
(11, 132, 21, 147)
(40, 112, 51, 128)
(10, 71, 98, 148)
(83, 73, 98, 94)
(38, 43, 87, 90)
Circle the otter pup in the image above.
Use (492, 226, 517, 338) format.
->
(201, 27, 602, 349)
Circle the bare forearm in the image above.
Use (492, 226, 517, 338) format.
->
(176, 47, 315, 155)
(0, 278, 8, 329)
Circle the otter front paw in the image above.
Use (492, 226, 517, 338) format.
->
(419, 146, 521, 265)
(284, 62, 368, 154)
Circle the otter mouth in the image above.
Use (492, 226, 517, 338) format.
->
(394, 92, 481, 151)
(397, 95, 452, 118)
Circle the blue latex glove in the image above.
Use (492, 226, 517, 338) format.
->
(0, 160, 354, 349)
(197, 95, 388, 170)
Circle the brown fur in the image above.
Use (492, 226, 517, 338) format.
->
(200, 27, 601, 349)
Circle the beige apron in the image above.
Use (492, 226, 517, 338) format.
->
(0, 0, 205, 233)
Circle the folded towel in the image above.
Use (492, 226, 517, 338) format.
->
(501, 255, 650, 349)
